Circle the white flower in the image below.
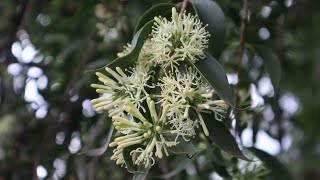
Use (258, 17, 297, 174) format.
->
(117, 40, 155, 70)
(117, 43, 132, 58)
(109, 98, 178, 168)
(150, 7, 210, 69)
(159, 67, 229, 136)
(91, 66, 154, 116)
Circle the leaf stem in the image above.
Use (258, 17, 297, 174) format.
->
(234, 0, 249, 135)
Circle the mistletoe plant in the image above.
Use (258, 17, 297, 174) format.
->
(89, 1, 292, 179)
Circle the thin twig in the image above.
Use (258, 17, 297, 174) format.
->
(234, 0, 249, 135)
(17, 0, 34, 32)
(180, 0, 188, 14)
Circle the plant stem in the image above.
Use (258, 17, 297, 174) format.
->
(234, 0, 249, 135)
(180, 0, 188, 14)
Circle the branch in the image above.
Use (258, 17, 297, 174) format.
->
(234, 0, 249, 134)
(180, 0, 188, 14)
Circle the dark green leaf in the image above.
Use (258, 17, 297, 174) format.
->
(191, 0, 226, 58)
(248, 147, 293, 180)
(158, 151, 203, 179)
(134, 3, 174, 34)
(207, 146, 232, 178)
(165, 135, 198, 158)
(254, 45, 282, 91)
(208, 147, 226, 166)
(201, 112, 249, 161)
(212, 161, 232, 179)
(93, 20, 154, 72)
(188, 53, 234, 106)
(132, 166, 150, 180)
(123, 144, 146, 173)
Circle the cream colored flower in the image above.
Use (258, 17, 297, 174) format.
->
(117, 40, 155, 71)
(91, 66, 154, 116)
(150, 7, 210, 69)
(117, 43, 132, 58)
(109, 98, 178, 168)
(159, 67, 229, 136)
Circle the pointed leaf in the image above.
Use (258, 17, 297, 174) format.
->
(212, 161, 232, 180)
(158, 151, 203, 179)
(188, 52, 234, 106)
(254, 45, 282, 91)
(123, 144, 146, 173)
(93, 20, 154, 73)
(165, 135, 198, 158)
(134, 3, 174, 34)
(201, 112, 249, 161)
(248, 147, 293, 180)
(207, 147, 231, 178)
(191, 0, 226, 58)
(132, 166, 150, 180)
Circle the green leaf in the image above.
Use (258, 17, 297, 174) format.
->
(132, 166, 150, 180)
(248, 147, 293, 180)
(134, 3, 174, 34)
(93, 20, 154, 72)
(207, 147, 232, 179)
(158, 151, 203, 179)
(191, 0, 226, 58)
(188, 52, 234, 106)
(123, 144, 146, 173)
(212, 161, 232, 180)
(254, 45, 282, 91)
(165, 135, 198, 158)
(201, 112, 249, 161)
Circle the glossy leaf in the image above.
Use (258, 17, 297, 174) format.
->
(255, 45, 282, 91)
(94, 20, 154, 72)
(201, 112, 249, 161)
(212, 161, 232, 179)
(132, 166, 150, 180)
(248, 147, 293, 180)
(166, 135, 198, 158)
(158, 151, 203, 179)
(191, 0, 226, 58)
(134, 3, 174, 34)
(208, 147, 232, 179)
(123, 144, 146, 173)
(188, 52, 234, 106)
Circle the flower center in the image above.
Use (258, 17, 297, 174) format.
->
(170, 31, 183, 50)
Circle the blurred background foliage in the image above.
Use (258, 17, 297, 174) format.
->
(0, 0, 319, 179)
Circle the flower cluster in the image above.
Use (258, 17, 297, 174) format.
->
(91, 66, 154, 117)
(108, 98, 177, 167)
(159, 67, 229, 137)
(150, 7, 210, 68)
(90, 7, 228, 169)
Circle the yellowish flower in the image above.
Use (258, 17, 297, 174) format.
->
(150, 7, 210, 69)
(109, 98, 178, 168)
(159, 67, 229, 136)
(91, 66, 154, 116)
